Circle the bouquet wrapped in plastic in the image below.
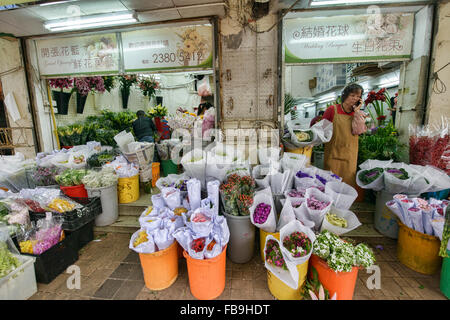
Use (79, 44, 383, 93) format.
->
(82, 167, 118, 188)
(17, 214, 64, 255)
(0, 226, 21, 279)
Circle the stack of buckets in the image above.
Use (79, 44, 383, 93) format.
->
(259, 229, 360, 300)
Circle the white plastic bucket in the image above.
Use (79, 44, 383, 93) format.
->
(86, 182, 119, 227)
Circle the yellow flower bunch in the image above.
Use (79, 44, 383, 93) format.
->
(148, 104, 168, 118)
(133, 230, 148, 248)
(19, 240, 37, 254)
(48, 198, 76, 213)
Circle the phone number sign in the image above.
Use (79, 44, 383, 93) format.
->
(122, 25, 213, 72)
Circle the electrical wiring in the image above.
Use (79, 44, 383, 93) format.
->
(432, 62, 450, 94)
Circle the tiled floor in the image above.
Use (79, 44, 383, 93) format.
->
(29, 232, 448, 300)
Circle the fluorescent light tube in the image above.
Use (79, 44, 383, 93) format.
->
(44, 11, 137, 31)
(378, 80, 399, 88)
(47, 19, 137, 32)
(311, 0, 386, 6)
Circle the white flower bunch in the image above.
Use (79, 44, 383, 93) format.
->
(166, 111, 196, 131)
(313, 230, 375, 273)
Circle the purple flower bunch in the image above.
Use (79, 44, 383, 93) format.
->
(307, 196, 330, 211)
(49, 78, 73, 90)
(315, 174, 327, 185)
(74, 77, 106, 96)
(331, 174, 340, 180)
(254, 203, 271, 224)
(32, 166, 61, 186)
(288, 189, 305, 198)
(74, 78, 91, 96)
(296, 170, 313, 179)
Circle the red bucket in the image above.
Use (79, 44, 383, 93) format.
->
(60, 184, 88, 198)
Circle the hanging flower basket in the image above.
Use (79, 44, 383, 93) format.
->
(52, 91, 72, 115)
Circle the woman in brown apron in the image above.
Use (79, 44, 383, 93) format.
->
(323, 83, 364, 189)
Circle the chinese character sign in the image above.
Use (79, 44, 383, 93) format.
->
(122, 25, 213, 72)
(284, 13, 414, 63)
(36, 34, 119, 76)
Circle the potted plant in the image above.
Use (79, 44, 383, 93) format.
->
(119, 75, 137, 109)
(48, 78, 73, 115)
(148, 104, 168, 132)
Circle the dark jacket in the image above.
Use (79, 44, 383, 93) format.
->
(132, 116, 156, 141)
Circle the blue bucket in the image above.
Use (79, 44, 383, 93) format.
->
(421, 189, 450, 201)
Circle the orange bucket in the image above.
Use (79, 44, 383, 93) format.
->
(152, 162, 160, 188)
(138, 241, 179, 291)
(183, 245, 227, 300)
(309, 254, 359, 300)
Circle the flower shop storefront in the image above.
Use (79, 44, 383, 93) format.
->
(280, 4, 435, 169)
(25, 19, 218, 153)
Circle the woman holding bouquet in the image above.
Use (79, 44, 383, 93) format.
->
(322, 83, 364, 188)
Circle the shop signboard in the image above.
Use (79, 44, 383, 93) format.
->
(121, 24, 213, 72)
(36, 33, 120, 77)
(284, 13, 414, 64)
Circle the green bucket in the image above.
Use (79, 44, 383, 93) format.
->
(441, 249, 450, 299)
(161, 159, 178, 177)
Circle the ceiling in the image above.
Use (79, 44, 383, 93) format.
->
(0, 0, 226, 37)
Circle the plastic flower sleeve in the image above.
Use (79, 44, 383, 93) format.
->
(207, 179, 220, 216)
(408, 208, 424, 233)
(249, 187, 277, 233)
(386, 200, 405, 225)
(181, 149, 206, 189)
(319, 206, 362, 236)
(325, 181, 358, 210)
(187, 178, 201, 211)
(151, 194, 166, 209)
(383, 164, 413, 194)
(280, 219, 316, 266)
(252, 165, 272, 189)
(173, 227, 191, 252)
(280, 152, 307, 173)
(422, 207, 435, 236)
(276, 198, 296, 231)
(304, 188, 333, 230)
(129, 229, 156, 254)
(310, 119, 333, 146)
(153, 228, 174, 251)
(161, 187, 181, 211)
(186, 208, 215, 237)
(263, 235, 299, 290)
(395, 198, 415, 229)
(139, 216, 163, 232)
(270, 169, 294, 196)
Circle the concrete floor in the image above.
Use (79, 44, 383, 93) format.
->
(29, 232, 447, 300)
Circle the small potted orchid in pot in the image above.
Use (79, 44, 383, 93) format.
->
(48, 78, 74, 115)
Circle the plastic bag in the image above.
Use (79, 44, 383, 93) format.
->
(249, 187, 277, 233)
(325, 181, 358, 210)
(0, 226, 21, 279)
(181, 149, 207, 189)
(320, 206, 362, 236)
(68, 151, 88, 169)
(197, 77, 212, 97)
(270, 169, 295, 196)
(351, 109, 367, 135)
(161, 187, 181, 211)
(114, 131, 135, 154)
(252, 164, 277, 189)
(280, 152, 308, 173)
(258, 147, 281, 165)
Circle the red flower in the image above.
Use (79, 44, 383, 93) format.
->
(376, 115, 387, 121)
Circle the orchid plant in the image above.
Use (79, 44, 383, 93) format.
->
(364, 88, 393, 126)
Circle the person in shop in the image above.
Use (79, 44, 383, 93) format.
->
(322, 83, 364, 188)
(310, 110, 324, 127)
(196, 95, 214, 117)
(132, 110, 158, 143)
(388, 93, 398, 125)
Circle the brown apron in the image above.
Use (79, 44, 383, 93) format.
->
(324, 105, 359, 188)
